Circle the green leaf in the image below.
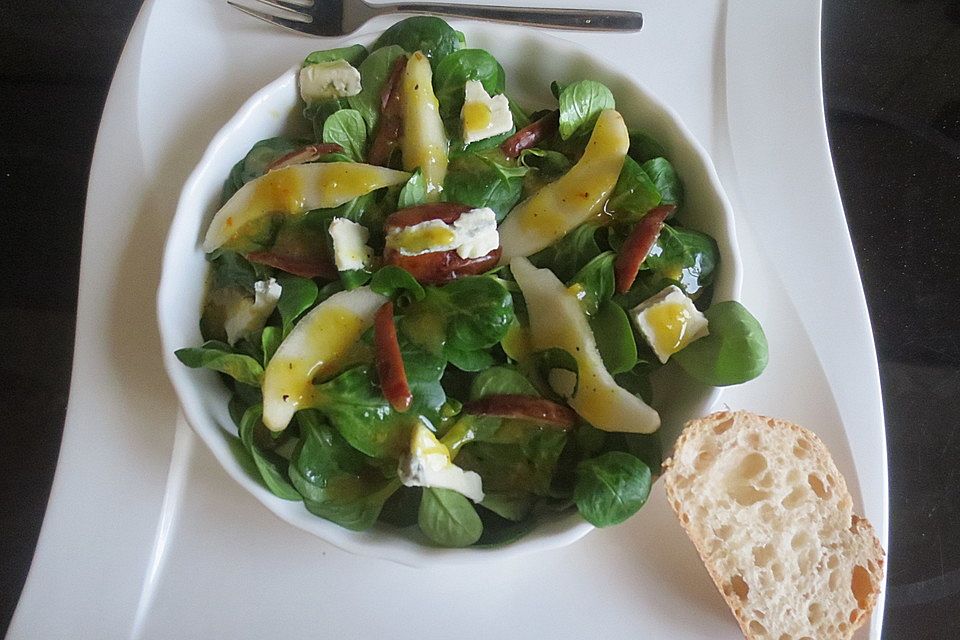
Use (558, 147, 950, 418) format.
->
(433, 48, 506, 121)
(238, 405, 301, 501)
(643, 224, 719, 296)
(607, 156, 662, 220)
(445, 347, 494, 372)
(175, 341, 264, 386)
(288, 410, 398, 531)
(479, 492, 534, 522)
(347, 45, 407, 134)
(208, 250, 261, 292)
(276, 274, 318, 337)
(673, 301, 768, 386)
(528, 224, 601, 282)
(443, 152, 525, 221)
(261, 326, 282, 365)
(378, 485, 422, 528)
(322, 109, 368, 162)
(469, 365, 539, 400)
(530, 347, 579, 398)
(640, 157, 683, 207)
(557, 80, 615, 140)
(313, 344, 446, 458)
(303, 44, 368, 67)
(574, 451, 651, 527)
(370, 265, 426, 301)
(372, 16, 462, 63)
(457, 429, 567, 496)
(519, 148, 572, 180)
(338, 268, 372, 291)
(400, 276, 515, 358)
(418, 487, 483, 547)
(398, 169, 428, 208)
(628, 130, 667, 164)
(567, 251, 615, 317)
(590, 300, 638, 375)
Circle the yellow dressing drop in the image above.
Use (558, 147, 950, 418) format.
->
(645, 301, 694, 357)
(248, 168, 306, 218)
(390, 224, 457, 254)
(463, 100, 492, 132)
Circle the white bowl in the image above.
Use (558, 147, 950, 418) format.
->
(158, 25, 741, 567)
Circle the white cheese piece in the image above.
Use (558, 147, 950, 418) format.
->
(328, 217, 373, 272)
(398, 422, 484, 503)
(223, 278, 282, 344)
(299, 60, 362, 104)
(630, 285, 709, 364)
(461, 80, 513, 144)
(384, 207, 499, 259)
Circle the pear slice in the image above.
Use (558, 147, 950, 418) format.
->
(400, 51, 449, 201)
(510, 256, 660, 433)
(262, 287, 387, 431)
(202, 162, 409, 252)
(499, 109, 629, 261)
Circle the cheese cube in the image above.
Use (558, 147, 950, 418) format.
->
(630, 285, 709, 364)
(299, 59, 361, 103)
(328, 217, 373, 272)
(461, 80, 513, 144)
(223, 278, 282, 344)
(398, 422, 484, 503)
(385, 207, 499, 259)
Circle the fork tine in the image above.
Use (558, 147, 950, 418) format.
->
(250, 0, 314, 14)
(227, 1, 312, 33)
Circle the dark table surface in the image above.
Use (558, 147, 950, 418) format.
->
(1, 1, 958, 637)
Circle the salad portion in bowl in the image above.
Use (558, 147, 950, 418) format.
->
(169, 17, 768, 550)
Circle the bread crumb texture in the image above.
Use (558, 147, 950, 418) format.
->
(662, 411, 884, 640)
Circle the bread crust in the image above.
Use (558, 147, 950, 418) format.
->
(662, 410, 885, 640)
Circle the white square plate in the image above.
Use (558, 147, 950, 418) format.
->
(8, 1, 886, 638)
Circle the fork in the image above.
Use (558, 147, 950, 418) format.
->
(228, 0, 644, 36)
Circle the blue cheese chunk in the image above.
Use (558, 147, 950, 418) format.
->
(630, 285, 709, 363)
(328, 217, 373, 272)
(461, 80, 513, 144)
(299, 59, 362, 104)
(398, 422, 484, 503)
(385, 207, 499, 259)
(223, 278, 282, 344)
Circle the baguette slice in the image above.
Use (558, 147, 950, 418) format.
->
(662, 410, 884, 640)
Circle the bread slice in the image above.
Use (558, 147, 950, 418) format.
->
(662, 410, 884, 640)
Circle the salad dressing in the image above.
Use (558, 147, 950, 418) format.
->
(390, 223, 457, 254)
(462, 100, 492, 132)
(247, 168, 307, 217)
(644, 301, 695, 356)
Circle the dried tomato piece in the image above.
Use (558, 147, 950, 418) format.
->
(374, 301, 412, 412)
(613, 204, 675, 294)
(464, 394, 577, 429)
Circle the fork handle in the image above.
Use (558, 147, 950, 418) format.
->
(380, 3, 643, 31)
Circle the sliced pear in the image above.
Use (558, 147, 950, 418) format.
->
(499, 109, 629, 261)
(510, 256, 660, 433)
(400, 51, 448, 201)
(262, 286, 387, 431)
(202, 162, 409, 252)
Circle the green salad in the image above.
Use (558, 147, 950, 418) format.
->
(176, 16, 768, 547)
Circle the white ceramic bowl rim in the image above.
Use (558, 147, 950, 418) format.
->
(157, 24, 742, 567)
